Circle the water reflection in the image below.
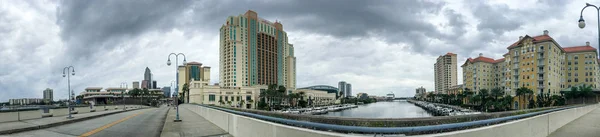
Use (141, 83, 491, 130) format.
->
(322, 100, 432, 118)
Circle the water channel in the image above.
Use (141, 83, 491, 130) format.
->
(322, 100, 433, 118)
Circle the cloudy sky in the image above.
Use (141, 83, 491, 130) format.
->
(1, 0, 599, 102)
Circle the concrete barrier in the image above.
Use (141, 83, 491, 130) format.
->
(0, 105, 146, 123)
(187, 105, 357, 137)
(432, 103, 600, 137)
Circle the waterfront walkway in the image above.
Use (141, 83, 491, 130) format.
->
(548, 107, 600, 137)
(160, 105, 231, 137)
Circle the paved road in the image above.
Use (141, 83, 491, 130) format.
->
(3, 107, 169, 137)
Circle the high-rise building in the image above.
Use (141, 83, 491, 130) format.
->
(346, 83, 352, 97)
(415, 86, 426, 100)
(338, 81, 346, 97)
(152, 81, 157, 89)
(219, 10, 296, 89)
(132, 81, 140, 89)
(434, 53, 458, 93)
(462, 30, 600, 109)
(141, 80, 149, 89)
(43, 88, 53, 102)
(162, 86, 171, 98)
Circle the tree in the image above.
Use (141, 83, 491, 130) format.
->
(515, 87, 533, 109)
(462, 88, 474, 104)
(142, 88, 149, 105)
(491, 87, 503, 101)
(239, 100, 245, 108)
(478, 89, 489, 111)
(183, 83, 190, 103)
(551, 95, 566, 106)
(579, 84, 594, 104)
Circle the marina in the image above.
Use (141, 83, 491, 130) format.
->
(407, 100, 480, 116)
(278, 104, 358, 115)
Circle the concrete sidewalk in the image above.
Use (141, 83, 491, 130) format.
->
(548, 107, 600, 137)
(161, 105, 231, 137)
(0, 106, 148, 135)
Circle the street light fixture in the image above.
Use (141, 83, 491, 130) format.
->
(578, 3, 600, 57)
(167, 53, 186, 122)
(120, 82, 127, 110)
(62, 66, 75, 119)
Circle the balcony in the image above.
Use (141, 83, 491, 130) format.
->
(538, 85, 545, 89)
(513, 66, 519, 70)
(537, 50, 544, 53)
(538, 77, 544, 81)
(538, 62, 545, 66)
(513, 60, 520, 63)
(537, 70, 544, 74)
(538, 56, 545, 60)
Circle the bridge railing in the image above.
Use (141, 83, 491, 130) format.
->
(196, 104, 591, 135)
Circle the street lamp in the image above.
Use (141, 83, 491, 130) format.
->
(62, 66, 75, 119)
(167, 53, 186, 122)
(120, 82, 127, 110)
(578, 3, 600, 57)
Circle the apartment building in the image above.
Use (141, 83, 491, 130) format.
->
(434, 53, 458, 93)
(462, 30, 600, 109)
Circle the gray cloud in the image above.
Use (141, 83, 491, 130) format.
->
(0, 0, 590, 102)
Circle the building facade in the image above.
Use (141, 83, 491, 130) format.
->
(132, 81, 139, 89)
(177, 61, 211, 102)
(9, 98, 43, 105)
(461, 30, 600, 109)
(43, 88, 53, 102)
(415, 86, 427, 100)
(293, 89, 336, 106)
(219, 10, 296, 89)
(434, 53, 458, 93)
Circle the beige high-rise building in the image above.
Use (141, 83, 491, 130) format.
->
(462, 30, 600, 109)
(219, 10, 296, 90)
(434, 53, 458, 93)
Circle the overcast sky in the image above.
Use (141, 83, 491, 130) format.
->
(2, 0, 600, 102)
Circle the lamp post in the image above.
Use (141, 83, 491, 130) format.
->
(167, 53, 186, 122)
(578, 3, 600, 57)
(62, 66, 75, 119)
(120, 82, 127, 110)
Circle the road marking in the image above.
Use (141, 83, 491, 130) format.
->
(78, 110, 149, 137)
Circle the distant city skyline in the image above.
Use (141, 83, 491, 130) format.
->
(3, 0, 600, 101)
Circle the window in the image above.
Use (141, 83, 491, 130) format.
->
(575, 78, 579, 82)
(209, 95, 215, 101)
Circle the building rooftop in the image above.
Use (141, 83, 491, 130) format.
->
(563, 45, 597, 53)
(507, 34, 553, 49)
(186, 61, 202, 65)
(85, 87, 103, 90)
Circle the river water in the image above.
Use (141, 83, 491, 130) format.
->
(322, 100, 433, 118)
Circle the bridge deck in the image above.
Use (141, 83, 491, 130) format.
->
(548, 107, 600, 137)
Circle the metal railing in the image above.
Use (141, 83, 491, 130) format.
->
(196, 104, 585, 134)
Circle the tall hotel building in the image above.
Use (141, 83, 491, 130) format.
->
(220, 10, 296, 89)
(462, 30, 600, 109)
(434, 53, 458, 93)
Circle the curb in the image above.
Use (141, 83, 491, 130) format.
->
(0, 106, 150, 135)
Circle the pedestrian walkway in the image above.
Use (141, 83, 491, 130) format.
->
(548, 107, 600, 137)
(0, 107, 146, 135)
(161, 105, 231, 137)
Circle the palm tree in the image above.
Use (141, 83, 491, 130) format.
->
(182, 83, 190, 103)
(491, 87, 503, 101)
(462, 88, 474, 104)
(515, 87, 531, 109)
(578, 84, 593, 104)
(239, 100, 246, 108)
(478, 89, 489, 111)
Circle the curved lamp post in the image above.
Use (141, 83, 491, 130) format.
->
(120, 82, 127, 110)
(578, 3, 600, 57)
(62, 66, 75, 119)
(167, 53, 186, 122)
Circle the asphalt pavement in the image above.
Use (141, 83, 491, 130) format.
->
(3, 106, 169, 137)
